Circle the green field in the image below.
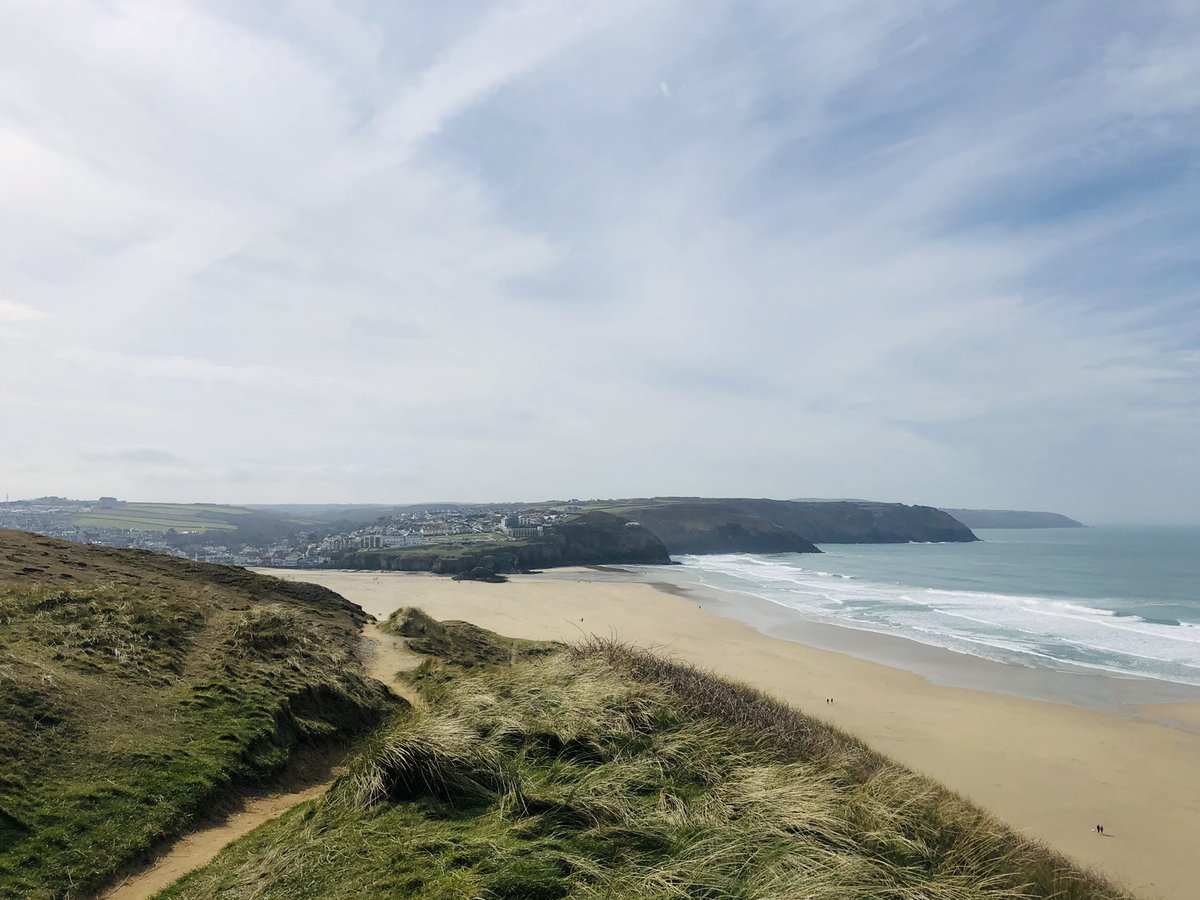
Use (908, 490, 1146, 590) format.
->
(73, 515, 237, 532)
(71, 502, 297, 534)
(420, 532, 510, 548)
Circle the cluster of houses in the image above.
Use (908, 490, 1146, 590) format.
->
(320, 529, 426, 552)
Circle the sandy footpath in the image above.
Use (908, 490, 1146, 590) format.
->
(261, 567, 1200, 900)
(99, 627, 421, 900)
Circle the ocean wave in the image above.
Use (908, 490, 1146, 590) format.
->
(675, 554, 1200, 686)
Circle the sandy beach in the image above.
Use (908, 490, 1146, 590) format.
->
(260, 567, 1200, 899)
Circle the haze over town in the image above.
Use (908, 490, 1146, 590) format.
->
(2, 2, 1198, 523)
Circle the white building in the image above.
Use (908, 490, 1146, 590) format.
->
(382, 533, 425, 548)
(506, 525, 543, 540)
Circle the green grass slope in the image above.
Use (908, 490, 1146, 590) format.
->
(161, 614, 1127, 900)
(380, 607, 561, 667)
(0, 530, 394, 899)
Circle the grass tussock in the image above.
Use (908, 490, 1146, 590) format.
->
(575, 639, 1127, 900)
(162, 625, 1131, 900)
(0, 531, 394, 900)
(382, 606, 561, 667)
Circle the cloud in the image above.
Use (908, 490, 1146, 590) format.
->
(0, 301, 46, 323)
(78, 447, 183, 465)
(57, 349, 293, 385)
(0, 1, 1197, 521)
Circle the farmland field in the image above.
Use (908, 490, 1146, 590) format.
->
(73, 503, 251, 532)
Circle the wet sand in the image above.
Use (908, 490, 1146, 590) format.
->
(262, 567, 1200, 899)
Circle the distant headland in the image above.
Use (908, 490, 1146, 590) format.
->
(1, 495, 978, 575)
(940, 508, 1085, 529)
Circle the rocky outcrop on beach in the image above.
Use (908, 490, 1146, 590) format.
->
(452, 566, 509, 583)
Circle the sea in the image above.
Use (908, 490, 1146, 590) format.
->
(675, 526, 1200, 688)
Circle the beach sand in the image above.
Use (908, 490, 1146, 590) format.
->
(260, 567, 1200, 899)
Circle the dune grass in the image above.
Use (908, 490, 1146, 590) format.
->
(380, 606, 561, 667)
(160, 616, 1129, 900)
(0, 531, 394, 899)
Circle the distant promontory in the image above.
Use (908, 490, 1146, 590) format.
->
(940, 508, 1084, 529)
(322, 498, 979, 574)
(611, 498, 977, 554)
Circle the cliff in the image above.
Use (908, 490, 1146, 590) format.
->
(334, 511, 671, 574)
(614, 502, 821, 555)
(610, 498, 977, 553)
(941, 508, 1084, 529)
(328, 500, 978, 573)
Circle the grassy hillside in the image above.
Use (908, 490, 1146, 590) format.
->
(161, 612, 1127, 900)
(0, 530, 394, 899)
(379, 606, 561, 666)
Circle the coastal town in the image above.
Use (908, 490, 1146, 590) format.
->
(0, 496, 576, 568)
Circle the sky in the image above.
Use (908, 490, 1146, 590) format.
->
(1, 1, 1198, 523)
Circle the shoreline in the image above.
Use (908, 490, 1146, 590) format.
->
(257, 566, 1200, 898)
(618, 564, 1200, 721)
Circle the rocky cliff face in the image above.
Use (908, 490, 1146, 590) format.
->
(336, 511, 671, 574)
(619, 503, 821, 555)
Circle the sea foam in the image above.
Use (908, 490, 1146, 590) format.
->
(677, 553, 1200, 686)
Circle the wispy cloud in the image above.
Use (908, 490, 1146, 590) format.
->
(0, 301, 46, 323)
(59, 349, 276, 382)
(0, 1, 1197, 520)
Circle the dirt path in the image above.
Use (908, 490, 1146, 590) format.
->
(98, 628, 422, 900)
(99, 769, 335, 900)
(360, 623, 426, 708)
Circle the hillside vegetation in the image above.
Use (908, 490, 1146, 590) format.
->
(0, 530, 393, 899)
(593, 498, 978, 553)
(71, 502, 244, 532)
(67, 501, 320, 548)
(162, 611, 1126, 900)
(336, 511, 671, 574)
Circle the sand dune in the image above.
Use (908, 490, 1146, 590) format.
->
(261, 567, 1200, 900)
